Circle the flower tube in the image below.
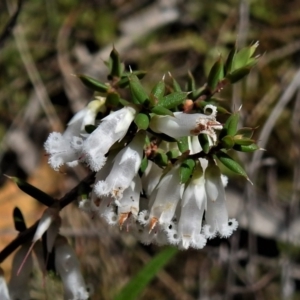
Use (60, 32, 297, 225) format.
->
(83, 106, 137, 171)
(178, 164, 207, 249)
(150, 105, 222, 142)
(44, 99, 103, 170)
(94, 131, 144, 199)
(203, 164, 238, 238)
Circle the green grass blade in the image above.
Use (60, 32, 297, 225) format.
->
(114, 246, 178, 300)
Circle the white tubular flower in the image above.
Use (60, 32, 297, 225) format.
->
(44, 100, 103, 171)
(0, 268, 10, 300)
(8, 243, 33, 300)
(178, 164, 207, 249)
(83, 106, 137, 171)
(44, 132, 82, 170)
(54, 236, 89, 300)
(141, 160, 163, 197)
(117, 175, 142, 220)
(203, 164, 238, 239)
(149, 105, 222, 142)
(188, 136, 202, 154)
(148, 164, 182, 228)
(94, 131, 144, 200)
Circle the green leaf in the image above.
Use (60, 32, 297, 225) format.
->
(187, 71, 196, 91)
(169, 73, 182, 92)
(215, 152, 251, 182)
(190, 86, 206, 100)
(13, 207, 27, 232)
(106, 91, 120, 106)
(151, 106, 174, 116)
(114, 247, 178, 300)
(236, 127, 254, 139)
(180, 159, 196, 183)
(119, 98, 131, 107)
(158, 92, 188, 109)
(166, 149, 180, 160)
(221, 135, 235, 149)
(233, 137, 255, 146)
(226, 67, 251, 84)
(232, 47, 252, 70)
(140, 156, 148, 173)
(6, 176, 55, 207)
(177, 136, 189, 153)
(207, 57, 224, 91)
(198, 134, 210, 154)
(109, 47, 122, 77)
(129, 74, 148, 105)
(233, 143, 260, 152)
(118, 71, 147, 88)
(151, 79, 165, 100)
(220, 112, 240, 138)
(224, 47, 236, 75)
(134, 113, 150, 130)
(153, 151, 169, 167)
(77, 74, 109, 93)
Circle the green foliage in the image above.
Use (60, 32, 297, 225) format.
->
(114, 247, 178, 300)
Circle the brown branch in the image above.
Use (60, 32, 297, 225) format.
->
(0, 172, 95, 263)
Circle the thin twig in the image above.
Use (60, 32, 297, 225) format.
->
(0, 172, 95, 263)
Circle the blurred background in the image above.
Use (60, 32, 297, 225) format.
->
(1, 0, 300, 299)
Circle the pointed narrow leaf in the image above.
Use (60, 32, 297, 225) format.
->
(114, 247, 177, 300)
(129, 75, 148, 105)
(13, 207, 27, 232)
(118, 71, 147, 88)
(226, 67, 251, 84)
(198, 134, 210, 154)
(151, 80, 165, 100)
(77, 74, 109, 93)
(109, 47, 122, 78)
(177, 136, 189, 153)
(232, 46, 252, 70)
(207, 57, 224, 91)
(233, 143, 260, 152)
(215, 151, 250, 180)
(187, 71, 196, 91)
(233, 137, 255, 146)
(224, 47, 236, 75)
(221, 135, 235, 149)
(134, 113, 150, 130)
(158, 92, 188, 109)
(236, 127, 254, 139)
(220, 112, 240, 138)
(151, 106, 174, 116)
(180, 159, 196, 183)
(168, 73, 182, 92)
(191, 86, 206, 100)
(7, 176, 55, 207)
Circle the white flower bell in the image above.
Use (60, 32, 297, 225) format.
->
(150, 105, 222, 142)
(83, 106, 137, 171)
(203, 164, 238, 238)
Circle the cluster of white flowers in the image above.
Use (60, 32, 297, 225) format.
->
(45, 100, 238, 250)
